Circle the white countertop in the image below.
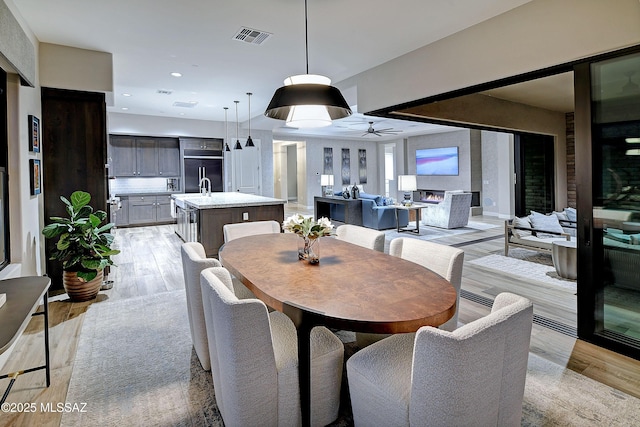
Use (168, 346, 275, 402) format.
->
(172, 192, 286, 209)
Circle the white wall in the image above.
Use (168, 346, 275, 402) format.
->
(276, 136, 382, 209)
(341, 0, 640, 114)
(481, 131, 514, 218)
(39, 43, 113, 104)
(406, 130, 474, 191)
(2, 1, 42, 281)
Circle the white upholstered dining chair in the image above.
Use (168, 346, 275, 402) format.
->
(223, 220, 281, 242)
(389, 238, 464, 332)
(347, 292, 533, 427)
(200, 267, 344, 427)
(335, 224, 385, 252)
(180, 241, 221, 371)
(222, 220, 281, 300)
(357, 237, 465, 348)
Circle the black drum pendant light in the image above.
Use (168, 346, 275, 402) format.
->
(224, 107, 230, 152)
(234, 101, 242, 150)
(245, 92, 255, 147)
(264, 0, 351, 128)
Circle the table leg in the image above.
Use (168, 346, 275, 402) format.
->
(395, 209, 401, 233)
(296, 322, 313, 427)
(283, 301, 323, 427)
(43, 293, 50, 387)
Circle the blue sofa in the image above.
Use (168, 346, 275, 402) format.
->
(361, 198, 408, 230)
(331, 192, 408, 230)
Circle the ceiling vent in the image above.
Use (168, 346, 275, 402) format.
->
(157, 89, 173, 95)
(172, 101, 198, 108)
(233, 27, 272, 45)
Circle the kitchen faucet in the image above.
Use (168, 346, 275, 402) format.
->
(199, 177, 211, 196)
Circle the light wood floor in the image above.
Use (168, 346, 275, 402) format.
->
(2, 209, 640, 426)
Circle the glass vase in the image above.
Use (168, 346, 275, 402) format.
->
(298, 236, 320, 264)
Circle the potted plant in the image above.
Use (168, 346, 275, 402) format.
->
(42, 191, 120, 301)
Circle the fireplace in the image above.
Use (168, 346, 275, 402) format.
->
(414, 189, 481, 207)
(415, 189, 445, 204)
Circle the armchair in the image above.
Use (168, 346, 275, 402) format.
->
(421, 191, 472, 229)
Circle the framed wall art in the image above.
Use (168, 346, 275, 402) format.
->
(30, 159, 41, 195)
(29, 115, 40, 152)
(341, 148, 350, 185)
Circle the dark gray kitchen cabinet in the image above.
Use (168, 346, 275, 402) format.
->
(109, 135, 179, 177)
(129, 195, 156, 225)
(157, 139, 181, 176)
(128, 195, 175, 225)
(115, 197, 129, 226)
(155, 194, 174, 222)
(110, 137, 136, 177)
(135, 138, 159, 176)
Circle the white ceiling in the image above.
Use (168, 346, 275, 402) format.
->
(11, 0, 539, 139)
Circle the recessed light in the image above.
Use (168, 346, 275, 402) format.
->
(179, 112, 185, 116)
(121, 107, 129, 111)
(171, 72, 182, 77)
(122, 93, 131, 97)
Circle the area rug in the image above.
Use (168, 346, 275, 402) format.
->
(469, 248, 577, 292)
(383, 220, 498, 251)
(62, 290, 640, 426)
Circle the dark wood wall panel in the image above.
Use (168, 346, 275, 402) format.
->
(42, 88, 107, 290)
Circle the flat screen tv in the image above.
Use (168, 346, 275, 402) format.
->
(416, 146, 459, 176)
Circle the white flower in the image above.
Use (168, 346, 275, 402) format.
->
(317, 217, 333, 230)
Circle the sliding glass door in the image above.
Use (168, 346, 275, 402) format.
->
(578, 50, 640, 357)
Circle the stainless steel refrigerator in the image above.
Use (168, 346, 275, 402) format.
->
(183, 145, 224, 193)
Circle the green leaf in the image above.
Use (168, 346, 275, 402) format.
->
(89, 213, 101, 228)
(77, 270, 97, 282)
(42, 223, 67, 238)
(71, 191, 91, 210)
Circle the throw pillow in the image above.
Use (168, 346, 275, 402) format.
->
(564, 207, 577, 222)
(359, 192, 383, 205)
(529, 211, 565, 237)
(512, 216, 532, 238)
(553, 211, 569, 221)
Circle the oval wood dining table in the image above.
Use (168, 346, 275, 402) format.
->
(219, 232, 457, 427)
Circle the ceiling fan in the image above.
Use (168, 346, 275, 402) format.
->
(360, 121, 402, 137)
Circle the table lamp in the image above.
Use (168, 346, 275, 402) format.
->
(321, 174, 334, 196)
(398, 175, 417, 205)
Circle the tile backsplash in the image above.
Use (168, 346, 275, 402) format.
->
(110, 177, 180, 195)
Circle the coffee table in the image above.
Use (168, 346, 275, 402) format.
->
(219, 233, 456, 426)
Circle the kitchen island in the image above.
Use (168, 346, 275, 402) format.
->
(172, 192, 285, 257)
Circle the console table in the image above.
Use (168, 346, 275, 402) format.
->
(314, 196, 363, 226)
(0, 277, 51, 404)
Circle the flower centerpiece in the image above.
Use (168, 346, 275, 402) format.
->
(283, 214, 333, 264)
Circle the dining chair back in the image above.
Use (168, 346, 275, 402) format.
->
(201, 266, 345, 427)
(335, 224, 385, 252)
(222, 220, 282, 300)
(357, 237, 465, 348)
(347, 292, 533, 427)
(180, 242, 221, 371)
(223, 220, 281, 243)
(389, 237, 464, 331)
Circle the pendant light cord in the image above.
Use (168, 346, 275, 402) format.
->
(235, 101, 239, 141)
(304, 0, 309, 74)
